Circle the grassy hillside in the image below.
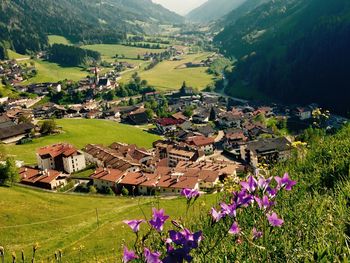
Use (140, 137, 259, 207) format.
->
(139, 53, 215, 91)
(5, 119, 161, 164)
(48, 35, 71, 45)
(7, 49, 30, 60)
(82, 44, 164, 60)
(24, 60, 87, 84)
(0, 186, 215, 262)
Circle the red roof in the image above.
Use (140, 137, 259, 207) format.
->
(119, 172, 146, 186)
(37, 143, 78, 158)
(19, 167, 63, 184)
(90, 168, 124, 183)
(187, 136, 215, 147)
(156, 118, 184, 127)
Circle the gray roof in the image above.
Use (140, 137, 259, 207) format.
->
(247, 137, 291, 154)
(0, 123, 34, 140)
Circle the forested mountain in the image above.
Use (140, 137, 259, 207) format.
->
(0, 0, 183, 55)
(220, 0, 270, 26)
(186, 0, 247, 23)
(215, 0, 350, 115)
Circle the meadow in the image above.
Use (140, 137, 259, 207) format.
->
(8, 49, 87, 84)
(4, 119, 161, 164)
(82, 44, 164, 60)
(139, 53, 215, 91)
(24, 60, 87, 84)
(0, 186, 216, 262)
(48, 35, 71, 45)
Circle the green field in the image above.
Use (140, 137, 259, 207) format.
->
(7, 49, 87, 84)
(23, 60, 87, 84)
(139, 53, 215, 90)
(82, 44, 164, 59)
(48, 35, 71, 45)
(5, 119, 161, 164)
(7, 49, 30, 60)
(0, 186, 215, 262)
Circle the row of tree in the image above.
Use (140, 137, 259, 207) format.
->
(48, 44, 101, 67)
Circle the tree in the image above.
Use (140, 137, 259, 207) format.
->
(102, 90, 114, 101)
(145, 108, 154, 120)
(184, 106, 194, 118)
(40, 119, 57, 135)
(0, 158, 19, 186)
(18, 115, 32, 124)
(209, 107, 217, 121)
(121, 186, 129, 196)
(89, 185, 97, 194)
(128, 98, 135, 106)
(0, 145, 6, 161)
(106, 187, 115, 196)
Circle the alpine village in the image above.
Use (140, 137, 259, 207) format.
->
(0, 0, 349, 262)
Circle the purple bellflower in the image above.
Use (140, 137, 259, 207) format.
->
(267, 212, 284, 227)
(123, 219, 145, 233)
(275, 173, 297, 191)
(123, 246, 138, 263)
(240, 176, 257, 193)
(254, 195, 275, 211)
(144, 248, 162, 263)
(181, 188, 200, 200)
(149, 208, 169, 232)
(210, 207, 223, 222)
(252, 227, 263, 240)
(228, 222, 240, 235)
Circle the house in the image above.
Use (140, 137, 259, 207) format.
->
(108, 105, 139, 121)
(0, 115, 34, 144)
(171, 112, 188, 122)
(19, 167, 68, 190)
(186, 136, 215, 155)
(168, 148, 200, 167)
(295, 107, 312, 120)
(117, 172, 148, 195)
(33, 104, 66, 119)
(240, 137, 292, 168)
(83, 144, 141, 172)
(218, 112, 241, 128)
(192, 109, 210, 124)
(223, 129, 248, 156)
(126, 108, 149, 125)
(97, 78, 112, 90)
(90, 167, 124, 192)
(37, 143, 86, 174)
(196, 125, 216, 137)
(155, 118, 184, 134)
(109, 142, 154, 165)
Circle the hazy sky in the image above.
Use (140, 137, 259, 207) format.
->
(152, 0, 207, 15)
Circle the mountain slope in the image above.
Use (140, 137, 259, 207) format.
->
(215, 0, 350, 115)
(0, 0, 183, 54)
(220, 0, 270, 26)
(186, 0, 247, 23)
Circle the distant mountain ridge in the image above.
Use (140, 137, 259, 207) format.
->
(215, 0, 350, 115)
(0, 0, 183, 55)
(186, 0, 247, 23)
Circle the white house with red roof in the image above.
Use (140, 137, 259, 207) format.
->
(186, 135, 215, 155)
(19, 167, 68, 190)
(37, 143, 86, 174)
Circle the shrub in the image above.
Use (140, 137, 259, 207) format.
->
(88, 185, 97, 194)
(121, 186, 129, 196)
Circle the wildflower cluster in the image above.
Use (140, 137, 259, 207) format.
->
(122, 171, 296, 262)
